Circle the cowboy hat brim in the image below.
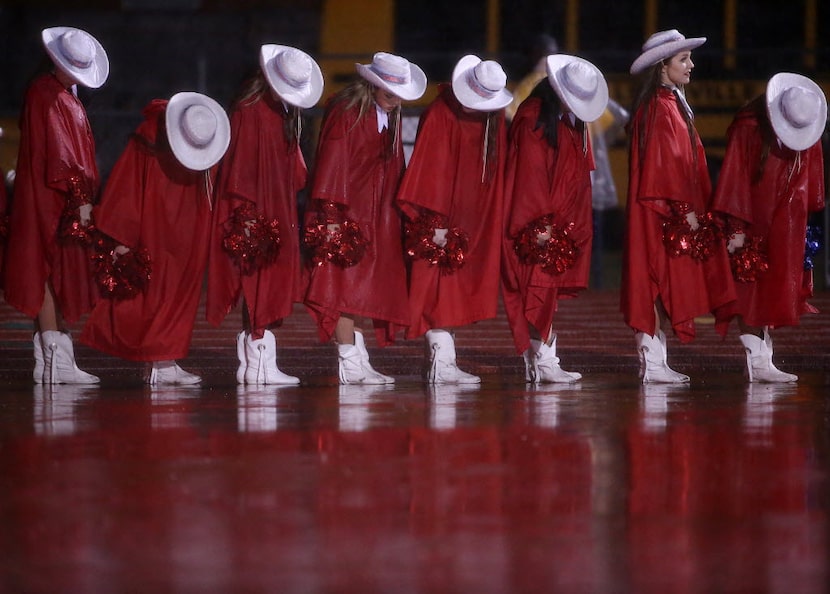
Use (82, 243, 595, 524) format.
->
(41, 26, 109, 89)
(451, 54, 513, 112)
(629, 37, 706, 75)
(165, 92, 231, 171)
(547, 54, 609, 123)
(767, 72, 828, 151)
(260, 44, 324, 109)
(355, 61, 427, 101)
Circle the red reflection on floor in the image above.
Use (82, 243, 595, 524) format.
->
(0, 377, 828, 593)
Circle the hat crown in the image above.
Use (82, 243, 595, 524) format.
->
(780, 86, 821, 129)
(561, 61, 598, 100)
(59, 29, 96, 68)
(180, 104, 217, 148)
(472, 60, 507, 95)
(370, 52, 411, 85)
(642, 29, 684, 52)
(275, 48, 312, 89)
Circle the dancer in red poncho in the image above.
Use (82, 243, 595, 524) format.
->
(502, 55, 608, 384)
(80, 93, 230, 385)
(3, 27, 108, 384)
(397, 55, 510, 384)
(207, 45, 323, 385)
(304, 52, 426, 385)
(621, 30, 735, 384)
(712, 73, 826, 383)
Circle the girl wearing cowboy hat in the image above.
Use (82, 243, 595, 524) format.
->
(207, 45, 323, 386)
(80, 93, 230, 386)
(502, 55, 608, 384)
(303, 52, 426, 385)
(621, 29, 736, 384)
(4, 27, 109, 384)
(396, 55, 512, 384)
(710, 72, 826, 383)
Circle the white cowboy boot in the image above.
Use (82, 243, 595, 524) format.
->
(739, 330, 797, 383)
(354, 331, 395, 384)
(656, 330, 691, 383)
(235, 331, 247, 384)
(244, 330, 300, 385)
(338, 342, 386, 385)
(530, 334, 582, 383)
(635, 332, 690, 384)
(425, 329, 480, 385)
(33, 332, 44, 384)
(148, 360, 201, 386)
(41, 331, 100, 385)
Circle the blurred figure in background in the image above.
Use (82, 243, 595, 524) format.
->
(588, 98, 628, 288)
(505, 33, 559, 123)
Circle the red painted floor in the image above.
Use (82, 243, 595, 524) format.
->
(1, 290, 829, 593)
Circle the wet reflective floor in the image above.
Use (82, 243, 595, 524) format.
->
(1, 292, 829, 593)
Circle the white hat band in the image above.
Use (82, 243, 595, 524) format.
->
(466, 69, 499, 99)
(370, 64, 409, 85)
(60, 31, 95, 68)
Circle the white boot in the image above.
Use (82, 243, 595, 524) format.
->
(33, 332, 44, 384)
(41, 331, 100, 385)
(656, 330, 690, 383)
(739, 330, 797, 383)
(425, 329, 480, 385)
(635, 332, 690, 384)
(244, 330, 300, 385)
(354, 331, 395, 384)
(148, 360, 201, 386)
(338, 342, 386, 385)
(530, 334, 582, 383)
(235, 331, 247, 384)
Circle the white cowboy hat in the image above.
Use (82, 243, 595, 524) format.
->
(451, 55, 513, 112)
(766, 72, 827, 151)
(259, 44, 324, 109)
(546, 54, 609, 123)
(356, 52, 426, 101)
(41, 27, 109, 89)
(165, 92, 231, 171)
(630, 29, 706, 75)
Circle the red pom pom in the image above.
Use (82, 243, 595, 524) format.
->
(690, 212, 724, 261)
(58, 175, 96, 245)
(730, 235, 769, 282)
(663, 212, 724, 261)
(222, 203, 281, 276)
(404, 212, 469, 274)
(303, 218, 368, 268)
(513, 215, 579, 275)
(91, 235, 152, 300)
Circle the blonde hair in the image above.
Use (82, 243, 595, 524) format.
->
(233, 71, 302, 147)
(331, 77, 401, 157)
